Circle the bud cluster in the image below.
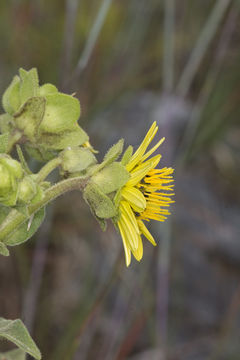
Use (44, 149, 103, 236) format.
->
(0, 68, 88, 161)
(0, 154, 44, 207)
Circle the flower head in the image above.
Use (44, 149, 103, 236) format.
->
(116, 122, 174, 266)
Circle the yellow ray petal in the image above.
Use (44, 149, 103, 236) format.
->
(140, 137, 165, 163)
(120, 213, 139, 251)
(132, 235, 143, 261)
(118, 220, 131, 267)
(126, 122, 158, 172)
(126, 155, 161, 187)
(121, 186, 146, 213)
(137, 220, 156, 246)
(120, 201, 140, 235)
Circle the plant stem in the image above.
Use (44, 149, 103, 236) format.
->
(36, 157, 62, 183)
(0, 175, 89, 242)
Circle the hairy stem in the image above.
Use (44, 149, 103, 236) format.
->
(36, 157, 62, 183)
(0, 175, 89, 242)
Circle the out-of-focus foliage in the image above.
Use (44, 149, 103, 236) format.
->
(1, 0, 240, 359)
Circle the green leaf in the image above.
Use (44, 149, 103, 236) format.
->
(39, 93, 81, 133)
(3, 208, 45, 246)
(0, 133, 9, 153)
(2, 76, 21, 115)
(83, 183, 117, 219)
(0, 242, 9, 256)
(91, 162, 130, 194)
(0, 348, 26, 360)
(19, 68, 39, 104)
(0, 318, 41, 359)
(14, 97, 46, 141)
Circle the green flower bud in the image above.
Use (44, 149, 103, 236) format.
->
(60, 147, 97, 174)
(18, 176, 37, 204)
(0, 155, 23, 206)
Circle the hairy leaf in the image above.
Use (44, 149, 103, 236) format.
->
(0, 318, 41, 359)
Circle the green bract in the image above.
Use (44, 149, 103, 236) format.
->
(0, 155, 23, 206)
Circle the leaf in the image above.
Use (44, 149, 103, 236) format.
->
(39, 93, 81, 133)
(0, 242, 9, 256)
(2, 76, 21, 115)
(0, 318, 41, 359)
(3, 208, 45, 246)
(14, 97, 46, 141)
(0, 133, 9, 153)
(0, 348, 26, 360)
(19, 68, 39, 105)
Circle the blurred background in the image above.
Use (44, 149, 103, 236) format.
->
(1, 0, 240, 359)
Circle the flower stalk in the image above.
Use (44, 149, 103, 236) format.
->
(0, 175, 89, 242)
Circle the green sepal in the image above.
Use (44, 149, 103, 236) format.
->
(121, 145, 133, 165)
(91, 162, 130, 195)
(0, 348, 26, 360)
(19, 68, 39, 105)
(83, 183, 117, 219)
(0, 113, 14, 133)
(0, 133, 9, 153)
(0, 242, 9, 256)
(14, 97, 46, 141)
(39, 83, 58, 96)
(60, 147, 97, 174)
(2, 207, 45, 246)
(2, 75, 21, 115)
(39, 93, 80, 133)
(0, 317, 41, 360)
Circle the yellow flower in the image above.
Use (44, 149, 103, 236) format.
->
(117, 122, 174, 266)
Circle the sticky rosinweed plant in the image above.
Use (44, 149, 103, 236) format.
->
(0, 68, 174, 359)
